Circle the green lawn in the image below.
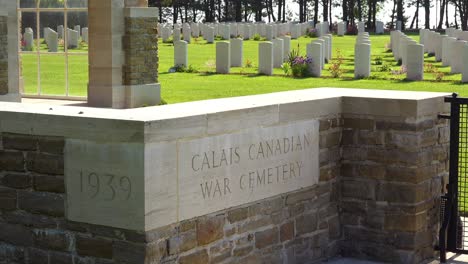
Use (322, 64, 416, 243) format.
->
(21, 34, 467, 103)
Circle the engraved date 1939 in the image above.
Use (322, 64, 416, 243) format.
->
(79, 171, 132, 201)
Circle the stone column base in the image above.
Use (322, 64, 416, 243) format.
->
(0, 93, 21, 102)
(126, 83, 161, 108)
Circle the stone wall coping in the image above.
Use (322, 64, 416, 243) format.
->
(0, 88, 450, 141)
(1, 88, 449, 121)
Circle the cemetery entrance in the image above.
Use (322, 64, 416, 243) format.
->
(18, 0, 88, 100)
(440, 93, 468, 262)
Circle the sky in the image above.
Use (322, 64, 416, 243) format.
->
(285, 0, 457, 28)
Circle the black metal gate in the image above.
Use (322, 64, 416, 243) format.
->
(439, 93, 468, 262)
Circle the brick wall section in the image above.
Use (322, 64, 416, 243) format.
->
(123, 17, 159, 86)
(0, 116, 341, 264)
(0, 16, 8, 95)
(339, 115, 449, 263)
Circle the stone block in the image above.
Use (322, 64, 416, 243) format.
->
(296, 212, 318, 235)
(0, 187, 16, 210)
(227, 207, 249, 223)
(26, 152, 64, 175)
(0, 150, 25, 172)
(18, 191, 64, 217)
(0, 223, 33, 247)
(33, 230, 71, 252)
(255, 227, 279, 249)
(197, 215, 224, 245)
(2, 173, 31, 189)
(179, 249, 209, 264)
(34, 175, 65, 193)
(280, 221, 295, 242)
(76, 235, 113, 259)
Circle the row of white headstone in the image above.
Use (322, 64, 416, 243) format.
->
(173, 34, 334, 77)
(391, 31, 424, 80)
(161, 22, 317, 44)
(23, 26, 87, 52)
(420, 28, 468, 82)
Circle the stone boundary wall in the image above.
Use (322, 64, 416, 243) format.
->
(0, 88, 450, 263)
(0, 15, 8, 95)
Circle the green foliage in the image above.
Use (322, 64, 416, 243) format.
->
(328, 49, 344, 78)
(253, 34, 262, 41)
(374, 56, 383, 65)
(377, 64, 392, 72)
(281, 62, 291, 76)
(245, 59, 253, 68)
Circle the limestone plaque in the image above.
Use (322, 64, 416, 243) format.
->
(178, 120, 319, 220)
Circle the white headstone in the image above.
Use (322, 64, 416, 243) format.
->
(462, 45, 468, 83)
(243, 24, 251, 40)
(321, 36, 330, 63)
(326, 34, 333, 62)
(205, 27, 214, 44)
(355, 43, 371, 78)
(435, 34, 446, 62)
(307, 42, 322, 77)
(183, 25, 191, 43)
(230, 38, 243, 67)
(161, 27, 171, 42)
(406, 44, 424, 81)
(44, 27, 52, 44)
(442, 37, 456, 67)
(375, 21, 384, 34)
(314, 39, 326, 69)
(291, 25, 301, 39)
(216, 41, 230, 74)
(272, 38, 284, 68)
(173, 26, 181, 41)
(174, 40, 188, 67)
(279, 36, 291, 62)
(265, 25, 274, 41)
(258, 42, 273, 76)
(357, 22, 365, 33)
(230, 23, 238, 38)
(337, 22, 345, 36)
(47, 30, 58, 52)
(23, 31, 34, 50)
(67, 28, 79, 49)
(191, 23, 199, 38)
(222, 24, 230, 40)
(74, 25, 81, 37)
(57, 25, 64, 39)
(451, 40, 468, 74)
(82, 27, 88, 44)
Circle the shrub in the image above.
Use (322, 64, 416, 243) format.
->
(290, 56, 312, 77)
(391, 65, 407, 75)
(346, 24, 358, 35)
(253, 33, 262, 41)
(281, 62, 291, 76)
(245, 59, 253, 68)
(377, 64, 392, 72)
(306, 28, 318, 38)
(173, 64, 198, 73)
(328, 49, 344, 78)
(374, 56, 383, 65)
(434, 71, 445, 82)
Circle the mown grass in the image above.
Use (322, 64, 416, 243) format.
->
(21, 34, 467, 103)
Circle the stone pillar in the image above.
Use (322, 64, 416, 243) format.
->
(307, 42, 322, 77)
(0, 0, 21, 102)
(174, 40, 188, 67)
(88, 0, 160, 108)
(272, 38, 284, 68)
(216, 41, 230, 74)
(406, 44, 424, 81)
(258, 42, 273, 76)
(355, 43, 371, 79)
(230, 38, 243, 67)
(337, 22, 345, 36)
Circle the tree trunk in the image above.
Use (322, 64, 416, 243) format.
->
(357, 0, 362, 21)
(278, 0, 282, 22)
(367, 0, 372, 30)
(424, 0, 430, 28)
(349, 0, 355, 25)
(397, 0, 404, 29)
(323, 0, 329, 22)
(313, 0, 319, 23)
(438, 0, 446, 29)
(343, 0, 348, 21)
